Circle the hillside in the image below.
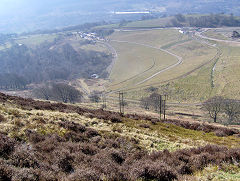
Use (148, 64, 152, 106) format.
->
(0, 92, 240, 180)
(0, 32, 113, 93)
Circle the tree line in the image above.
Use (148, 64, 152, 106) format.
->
(172, 14, 240, 28)
(33, 83, 82, 103)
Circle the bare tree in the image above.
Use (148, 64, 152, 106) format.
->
(52, 83, 82, 103)
(140, 97, 151, 110)
(33, 85, 52, 100)
(149, 93, 161, 112)
(202, 96, 224, 123)
(222, 99, 240, 123)
(89, 92, 101, 103)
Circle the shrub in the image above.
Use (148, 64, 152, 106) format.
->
(215, 130, 228, 137)
(0, 159, 13, 181)
(81, 144, 99, 155)
(58, 153, 74, 173)
(25, 130, 45, 143)
(110, 150, 125, 165)
(10, 145, 39, 168)
(0, 134, 17, 158)
(85, 128, 99, 138)
(68, 168, 100, 181)
(139, 124, 150, 129)
(151, 118, 159, 125)
(59, 121, 86, 133)
(35, 136, 59, 153)
(11, 168, 39, 181)
(64, 132, 87, 142)
(130, 160, 177, 181)
(110, 115, 122, 123)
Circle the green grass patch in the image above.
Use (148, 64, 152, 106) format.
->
(195, 164, 240, 181)
(108, 40, 177, 89)
(122, 118, 240, 151)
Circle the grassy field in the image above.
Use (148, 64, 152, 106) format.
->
(107, 41, 177, 90)
(107, 29, 189, 91)
(107, 29, 218, 102)
(213, 44, 240, 99)
(109, 29, 187, 48)
(93, 16, 175, 30)
(117, 56, 217, 103)
(203, 30, 231, 41)
(127, 29, 240, 103)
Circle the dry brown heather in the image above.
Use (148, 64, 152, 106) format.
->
(0, 92, 240, 180)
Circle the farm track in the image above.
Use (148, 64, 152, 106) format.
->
(102, 28, 223, 107)
(195, 31, 240, 44)
(110, 39, 183, 86)
(108, 35, 220, 94)
(106, 39, 183, 94)
(108, 59, 156, 87)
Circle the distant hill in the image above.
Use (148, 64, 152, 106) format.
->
(1, 0, 240, 33)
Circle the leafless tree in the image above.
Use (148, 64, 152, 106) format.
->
(51, 83, 82, 103)
(140, 97, 151, 110)
(222, 99, 240, 123)
(33, 84, 52, 100)
(149, 93, 161, 112)
(202, 96, 224, 123)
(89, 92, 101, 103)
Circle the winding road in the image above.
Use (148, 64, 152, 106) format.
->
(109, 40, 183, 87)
(102, 28, 222, 98)
(195, 30, 240, 44)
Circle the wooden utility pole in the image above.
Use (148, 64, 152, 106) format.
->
(119, 92, 124, 115)
(102, 94, 107, 109)
(163, 100, 166, 120)
(164, 94, 168, 101)
(159, 95, 162, 120)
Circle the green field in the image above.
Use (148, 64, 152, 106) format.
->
(110, 29, 187, 48)
(203, 30, 231, 41)
(108, 41, 177, 90)
(107, 28, 219, 102)
(107, 29, 189, 91)
(213, 44, 240, 99)
(94, 16, 175, 30)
